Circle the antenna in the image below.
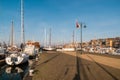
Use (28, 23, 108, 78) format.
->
(21, 0, 25, 44)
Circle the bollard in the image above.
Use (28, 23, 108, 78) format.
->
(29, 69, 34, 76)
(36, 57, 38, 61)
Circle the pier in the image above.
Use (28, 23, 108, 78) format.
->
(22, 51, 120, 80)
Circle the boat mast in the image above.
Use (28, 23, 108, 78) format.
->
(49, 28, 51, 47)
(11, 21, 14, 47)
(44, 28, 47, 47)
(21, 0, 25, 44)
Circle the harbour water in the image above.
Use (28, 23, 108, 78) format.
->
(0, 62, 29, 80)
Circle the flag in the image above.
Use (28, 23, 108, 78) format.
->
(76, 21, 80, 28)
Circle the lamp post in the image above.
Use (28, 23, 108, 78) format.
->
(76, 21, 86, 54)
(80, 23, 86, 54)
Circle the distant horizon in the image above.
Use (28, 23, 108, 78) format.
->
(0, 0, 120, 45)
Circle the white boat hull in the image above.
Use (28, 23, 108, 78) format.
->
(43, 46, 56, 51)
(62, 48, 75, 52)
(24, 45, 38, 57)
(5, 53, 29, 66)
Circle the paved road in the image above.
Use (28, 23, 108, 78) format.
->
(77, 52, 120, 80)
(33, 51, 77, 80)
(29, 51, 120, 80)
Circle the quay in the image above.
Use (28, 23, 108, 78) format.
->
(23, 51, 120, 80)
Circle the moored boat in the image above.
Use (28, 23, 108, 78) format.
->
(43, 46, 56, 51)
(0, 47, 6, 59)
(24, 41, 40, 58)
(5, 52, 29, 66)
(62, 48, 75, 52)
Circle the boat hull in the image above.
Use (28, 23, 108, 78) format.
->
(5, 53, 29, 66)
(62, 48, 75, 52)
(24, 45, 38, 57)
(43, 47, 56, 51)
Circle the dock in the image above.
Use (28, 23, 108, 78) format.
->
(23, 51, 120, 80)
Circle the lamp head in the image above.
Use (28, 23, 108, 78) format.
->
(84, 25, 87, 28)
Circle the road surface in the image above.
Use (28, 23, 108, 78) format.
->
(25, 51, 120, 80)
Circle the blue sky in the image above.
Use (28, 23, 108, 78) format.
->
(0, 0, 120, 45)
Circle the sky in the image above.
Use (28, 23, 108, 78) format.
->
(0, 0, 120, 45)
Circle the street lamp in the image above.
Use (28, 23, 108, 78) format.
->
(76, 21, 86, 54)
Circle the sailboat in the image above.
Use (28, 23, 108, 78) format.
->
(43, 46, 56, 51)
(43, 28, 56, 51)
(5, 51, 29, 65)
(5, 21, 29, 66)
(62, 31, 75, 52)
(5, 0, 29, 66)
